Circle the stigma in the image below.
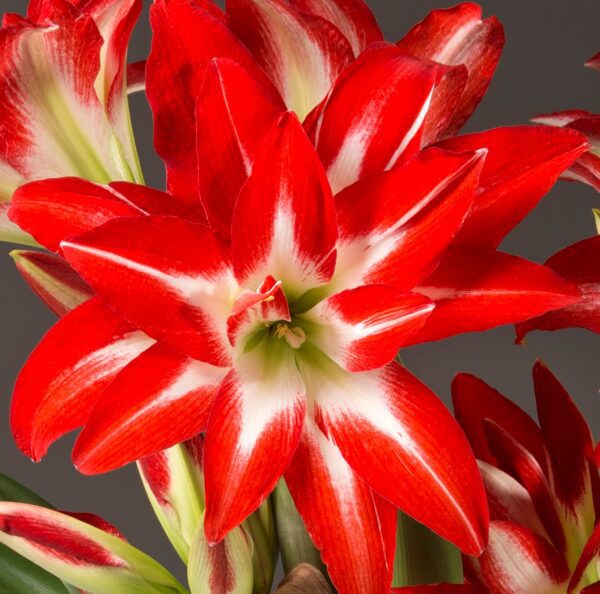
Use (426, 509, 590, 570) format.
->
(273, 323, 306, 349)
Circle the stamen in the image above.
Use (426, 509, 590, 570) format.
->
(274, 323, 306, 349)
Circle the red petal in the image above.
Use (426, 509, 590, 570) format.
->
(285, 418, 394, 594)
(10, 297, 154, 461)
(61, 216, 235, 366)
(73, 343, 226, 474)
(484, 421, 566, 554)
(147, 0, 268, 210)
(515, 236, 600, 342)
(11, 250, 92, 316)
(307, 359, 488, 555)
(303, 286, 434, 372)
(397, 3, 504, 138)
(410, 247, 580, 345)
(435, 126, 588, 248)
(480, 521, 570, 594)
(569, 523, 600, 594)
(107, 181, 196, 218)
(231, 113, 337, 297)
(533, 361, 595, 519)
(451, 373, 546, 470)
(196, 58, 284, 240)
(203, 342, 306, 543)
(289, 0, 383, 56)
(226, 0, 353, 119)
(9, 178, 143, 253)
(586, 51, 600, 71)
(333, 147, 484, 292)
(308, 47, 442, 193)
(392, 586, 488, 594)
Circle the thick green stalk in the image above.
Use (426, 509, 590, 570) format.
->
(393, 511, 463, 587)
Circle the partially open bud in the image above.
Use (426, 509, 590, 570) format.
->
(188, 512, 254, 594)
(11, 250, 93, 316)
(0, 502, 187, 594)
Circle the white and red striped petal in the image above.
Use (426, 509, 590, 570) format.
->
(409, 247, 580, 345)
(435, 126, 588, 249)
(188, 513, 253, 594)
(484, 421, 566, 554)
(480, 521, 570, 594)
(0, 502, 185, 594)
(147, 0, 268, 209)
(203, 340, 306, 543)
(285, 418, 395, 594)
(196, 58, 284, 240)
(9, 177, 144, 253)
(10, 250, 93, 316)
(451, 373, 547, 470)
(138, 437, 205, 563)
(478, 461, 547, 538)
(533, 362, 596, 537)
(289, 0, 382, 57)
(303, 285, 434, 372)
(73, 343, 227, 475)
(333, 147, 484, 292)
(0, 13, 137, 188)
(515, 236, 600, 342)
(308, 47, 443, 193)
(226, 0, 354, 119)
(397, 3, 504, 139)
(10, 297, 154, 462)
(61, 215, 236, 366)
(569, 523, 600, 594)
(304, 357, 488, 556)
(231, 113, 337, 297)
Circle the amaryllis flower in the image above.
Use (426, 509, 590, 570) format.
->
(430, 361, 599, 594)
(4, 1, 594, 593)
(0, 0, 144, 245)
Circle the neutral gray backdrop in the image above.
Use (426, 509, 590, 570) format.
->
(0, 0, 599, 585)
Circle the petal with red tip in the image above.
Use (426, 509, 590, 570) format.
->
(0, 202, 35, 246)
(303, 286, 434, 372)
(410, 247, 580, 345)
(533, 361, 595, 527)
(74, 343, 226, 475)
(480, 521, 570, 594)
(515, 236, 600, 342)
(231, 113, 337, 297)
(451, 373, 546, 469)
(289, 0, 383, 56)
(11, 297, 154, 462)
(147, 0, 268, 209)
(333, 147, 484, 292)
(188, 513, 254, 594)
(285, 418, 395, 594)
(10, 250, 93, 316)
(478, 461, 547, 538)
(0, 502, 185, 594)
(308, 47, 442, 192)
(226, 0, 353, 119)
(196, 58, 284, 240)
(61, 216, 235, 366)
(203, 339, 306, 543)
(435, 126, 588, 248)
(397, 3, 504, 138)
(305, 357, 488, 555)
(9, 178, 143, 253)
(484, 421, 565, 553)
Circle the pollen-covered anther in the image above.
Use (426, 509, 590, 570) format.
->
(273, 323, 306, 349)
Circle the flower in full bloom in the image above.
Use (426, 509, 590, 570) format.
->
(397, 362, 599, 594)
(4, 1, 595, 593)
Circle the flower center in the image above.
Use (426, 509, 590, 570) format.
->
(272, 322, 306, 349)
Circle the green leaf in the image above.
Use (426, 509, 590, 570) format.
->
(0, 473, 53, 507)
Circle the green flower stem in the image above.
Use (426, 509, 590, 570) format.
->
(393, 511, 463, 587)
(272, 480, 327, 578)
(243, 505, 277, 594)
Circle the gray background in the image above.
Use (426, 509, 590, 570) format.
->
(0, 0, 599, 585)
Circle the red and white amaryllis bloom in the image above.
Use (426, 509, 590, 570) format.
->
(0, 0, 144, 244)
(3, 1, 595, 593)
